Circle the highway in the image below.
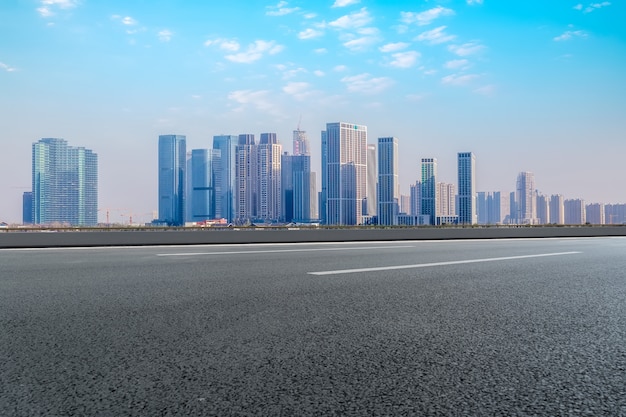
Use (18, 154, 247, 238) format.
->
(1, 237, 626, 416)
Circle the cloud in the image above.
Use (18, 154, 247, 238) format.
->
(388, 51, 420, 69)
(204, 38, 241, 52)
(112, 15, 138, 26)
(445, 59, 470, 70)
(401, 6, 454, 26)
(329, 8, 372, 30)
(283, 82, 314, 101)
(37, 0, 78, 17)
(441, 73, 479, 86)
(341, 73, 394, 94)
(298, 28, 324, 39)
(266, 1, 300, 16)
(474, 84, 496, 96)
(228, 89, 278, 114)
(158, 30, 173, 42)
(379, 42, 410, 53)
(332, 0, 360, 7)
(448, 42, 485, 56)
(224, 40, 284, 63)
(466, 0, 483, 5)
(314, 48, 328, 54)
(314, 70, 325, 77)
(281, 66, 307, 79)
(577, 1, 611, 13)
(553, 30, 587, 41)
(334, 65, 348, 72)
(416, 26, 456, 44)
(0, 62, 17, 72)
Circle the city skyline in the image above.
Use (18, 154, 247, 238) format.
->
(1, 0, 625, 223)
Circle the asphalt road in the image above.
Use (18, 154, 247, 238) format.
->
(1, 238, 626, 416)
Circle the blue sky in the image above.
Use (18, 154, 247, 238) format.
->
(1, 0, 625, 224)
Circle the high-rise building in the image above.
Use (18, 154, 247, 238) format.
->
(292, 154, 317, 223)
(257, 133, 282, 222)
(366, 144, 377, 216)
(158, 134, 186, 226)
(410, 181, 422, 216)
(213, 135, 238, 223)
(605, 204, 626, 225)
(421, 158, 437, 225)
(457, 152, 476, 224)
(536, 193, 550, 225)
(549, 194, 565, 225)
(516, 172, 536, 224)
(377, 137, 399, 226)
(189, 149, 219, 222)
(320, 130, 328, 224)
(400, 194, 410, 215)
(437, 182, 456, 217)
(22, 191, 33, 225)
(32, 138, 98, 226)
(236, 134, 256, 222)
(323, 122, 367, 225)
(478, 191, 507, 224)
(585, 203, 605, 225)
(293, 128, 310, 156)
(564, 199, 586, 225)
(281, 152, 294, 222)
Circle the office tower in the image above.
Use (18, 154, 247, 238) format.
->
(323, 122, 367, 225)
(22, 191, 33, 224)
(508, 191, 517, 224)
(190, 149, 219, 222)
(516, 172, 536, 224)
(536, 193, 550, 225)
(257, 133, 282, 222)
(158, 135, 186, 226)
(477, 192, 488, 224)
(400, 195, 410, 215)
(292, 154, 317, 223)
(605, 204, 626, 225)
(377, 137, 399, 226)
(293, 128, 310, 156)
(549, 194, 565, 225)
(437, 182, 456, 217)
(421, 158, 437, 225)
(366, 144, 377, 216)
(457, 152, 476, 224)
(585, 203, 605, 225)
(564, 199, 586, 224)
(497, 192, 510, 224)
(213, 135, 237, 223)
(281, 153, 294, 222)
(410, 181, 422, 216)
(32, 138, 98, 226)
(320, 130, 328, 224)
(236, 134, 256, 222)
(185, 152, 193, 223)
(478, 191, 506, 224)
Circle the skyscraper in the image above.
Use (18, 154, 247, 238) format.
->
(457, 152, 476, 224)
(190, 149, 219, 222)
(516, 171, 536, 224)
(320, 130, 328, 224)
(410, 181, 422, 216)
(366, 144, 377, 217)
(293, 128, 310, 156)
(257, 133, 282, 222)
(32, 138, 98, 226)
(437, 182, 456, 217)
(281, 152, 294, 222)
(236, 134, 256, 222)
(421, 158, 437, 225)
(564, 199, 586, 225)
(377, 137, 399, 226)
(213, 135, 238, 223)
(158, 135, 186, 226)
(323, 122, 367, 225)
(292, 154, 317, 223)
(549, 194, 565, 225)
(536, 193, 550, 225)
(22, 191, 33, 224)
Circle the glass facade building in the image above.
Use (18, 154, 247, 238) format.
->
(457, 152, 476, 224)
(377, 137, 399, 226)
(32, 138, 98, 226)
(158, 134, 186, 226)
(421, 158, 437, 225)
(213, 135, 237, 223)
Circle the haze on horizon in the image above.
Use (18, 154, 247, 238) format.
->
(1, 0, 624, 224)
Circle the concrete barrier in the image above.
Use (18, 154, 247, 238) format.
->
(1, 226, 625, 248)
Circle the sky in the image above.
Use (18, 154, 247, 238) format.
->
(1, 0, 625, 224)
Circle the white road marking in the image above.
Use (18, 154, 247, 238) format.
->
(308, 251, 582, 276)
(156, 245, 415, 257)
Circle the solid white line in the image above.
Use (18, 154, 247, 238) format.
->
(308, 251, 582, 276)
(156, 245, 415, 257)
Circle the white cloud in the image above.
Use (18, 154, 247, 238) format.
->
(228, 89, 277, 114)
(416, 26, 455, 44)
(225, 40, 284, 63)
(332, 0, 360, 7)
(282, 67, 307, 79)
(334, 65, 348, 72)
(445, 59, 470, 70)
(266, 1, 300, 16)
(401, 6, 455, 26)
(573, 4, 584, 10)
(158, 30, 173, 42)
(580, 2, 611, 13)
(314, 70, 325, 77)
(37, 0, 78, 17)
(553, 30, 587, 41)
(341, 73, 394, 94)
(388, 51, 420, 69)
(122, 16, 137, 25)
(283, 82, 313, 101)
(204, 38, 241, 52)
(314, 48, 328, 54)
(298, 28, 324, 40)
(448, 42, 485, 56)
(329, 8, 372, 30)
(0, 62, 17, 72)
(466, 0, 483, 5)
(474, 84, 496, 96)
(441, 73, 479, 86)
(343, 35, 378, 51)
(379, 42, 410, 53)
